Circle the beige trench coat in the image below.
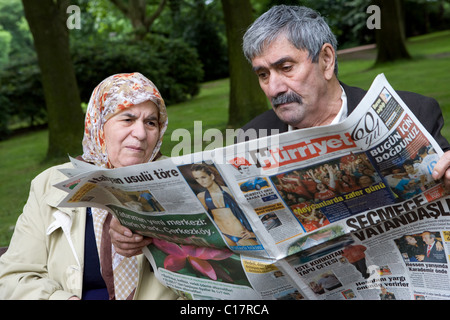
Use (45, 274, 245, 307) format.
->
(0, 162, 178, 300)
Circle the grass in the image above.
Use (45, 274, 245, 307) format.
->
(0, 130, 52, 245)
(1, 30, 450, 247)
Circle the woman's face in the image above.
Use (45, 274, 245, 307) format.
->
(192, 170, 215, 189)
(406, 236, 417, 245)
(104, 101, 160, 168)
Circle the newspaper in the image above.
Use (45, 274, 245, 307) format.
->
(55, 74, 449, 300)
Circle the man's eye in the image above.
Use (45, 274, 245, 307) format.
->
(258, 72, 268, 80)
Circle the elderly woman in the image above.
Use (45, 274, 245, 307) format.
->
(0, 73, 178, 300)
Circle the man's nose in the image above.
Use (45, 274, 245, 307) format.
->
(267, 73, 288, 99)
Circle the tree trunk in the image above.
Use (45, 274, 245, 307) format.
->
(22, 0, 84, 159)
(374, 0, 411, 64)
(221, 0, 269, 128)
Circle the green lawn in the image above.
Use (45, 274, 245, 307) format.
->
(1, 30, 449, 247)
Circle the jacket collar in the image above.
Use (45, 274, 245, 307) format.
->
(45, 187, 78, 215)
(340, 82, 367, 115)
(43, 163, 86, 268)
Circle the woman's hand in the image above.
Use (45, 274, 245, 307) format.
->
(109, 216, 153, 257)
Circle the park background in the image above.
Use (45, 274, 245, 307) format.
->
(0, 0, 449, 247)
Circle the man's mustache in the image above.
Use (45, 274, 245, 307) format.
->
(272, 92, 303, 108)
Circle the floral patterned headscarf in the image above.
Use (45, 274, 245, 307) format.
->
(82, 72, 168, 168)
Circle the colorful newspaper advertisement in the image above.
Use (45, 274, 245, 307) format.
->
(56, 74, 449, 300)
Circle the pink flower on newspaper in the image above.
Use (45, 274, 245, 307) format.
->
(153, 238, 233, 280)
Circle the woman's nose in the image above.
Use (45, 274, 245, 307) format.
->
(132, 121, 147, 140)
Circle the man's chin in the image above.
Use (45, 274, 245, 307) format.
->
(274, 109, 302, 127)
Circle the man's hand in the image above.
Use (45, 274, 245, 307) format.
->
(109, 216, 153, 257)
(433, 150, 450, 190)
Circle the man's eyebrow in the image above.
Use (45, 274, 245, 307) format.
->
(252, 56, 294, 73)
(252, 65, 266, 73)
(271, 56, 294, 67)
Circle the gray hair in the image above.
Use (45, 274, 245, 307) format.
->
(243, 5, 338, 75)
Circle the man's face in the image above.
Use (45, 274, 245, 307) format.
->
(251, 35, 330, 129)
(422, 233, 433, 245)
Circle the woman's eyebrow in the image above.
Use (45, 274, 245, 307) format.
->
(118, 112, 158, 121)
(119, 112, 137, 118)
(145, 115, 159, 121)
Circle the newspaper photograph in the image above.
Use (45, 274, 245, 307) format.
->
(55, 74, 449, 300)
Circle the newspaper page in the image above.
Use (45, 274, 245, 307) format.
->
(56, 74, 448, 300)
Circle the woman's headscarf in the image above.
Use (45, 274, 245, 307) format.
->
(82, 72, 168, 168)
(80, 73, 168, 300)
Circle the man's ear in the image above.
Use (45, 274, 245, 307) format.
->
(320, 43, 336, 80)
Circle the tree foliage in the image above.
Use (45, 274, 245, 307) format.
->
(173, 0, 229, 81)
(0, 0, 206, 141)
(0, 0, 449, 147)
(109, 0, 168, 40)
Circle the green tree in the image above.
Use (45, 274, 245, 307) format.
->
(22, 0, 84, 159)
(221, 0, 269, 128)
(0, 0, 34, 60)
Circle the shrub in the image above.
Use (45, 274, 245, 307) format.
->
(71, 35, 204, 105)
(0, 57, 46, 139)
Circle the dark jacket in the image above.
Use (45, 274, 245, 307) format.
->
(238, 83, 450, 152)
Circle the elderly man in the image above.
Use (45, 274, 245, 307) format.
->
(111, 5, 450, 258)
(238, 5, 450, 188)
